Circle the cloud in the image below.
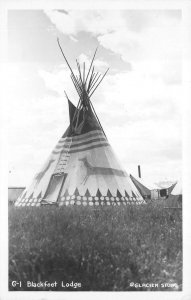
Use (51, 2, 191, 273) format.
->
(70, 36, 78, 43)
(44, 9, 181, 86)
(99, 70, 182, 120)
(44, 10, 126, 37)
(39, 65, 82, 105)
(78, 53, 109, 69)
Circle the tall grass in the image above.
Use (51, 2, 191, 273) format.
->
(9, 204, 182, 291)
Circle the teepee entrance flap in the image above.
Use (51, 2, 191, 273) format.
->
(42, 173, 67, 203)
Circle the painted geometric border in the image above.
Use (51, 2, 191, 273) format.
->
(15, 195, 145, 207)
(15, 187, 145, 207)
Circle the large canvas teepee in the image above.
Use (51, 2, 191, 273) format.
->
(15, 41, 144, 207)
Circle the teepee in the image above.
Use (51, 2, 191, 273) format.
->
(15, 40, 145, 207)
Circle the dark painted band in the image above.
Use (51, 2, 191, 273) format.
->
(52, 142, 109, 155)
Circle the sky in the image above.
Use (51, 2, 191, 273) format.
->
(6, 9, 182, 188)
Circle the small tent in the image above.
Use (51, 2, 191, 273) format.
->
(129, 176, 176, 201)
(15, 41, 145, 207)
(130, 174, 151, 200)
(150, 182, 176, 200)
(164, 181, 182, 208)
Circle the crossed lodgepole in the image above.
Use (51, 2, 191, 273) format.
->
(57, 38, 109, 138)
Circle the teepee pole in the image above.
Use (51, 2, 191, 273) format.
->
(90, 70, 98, 84)
(85, 47, 98, 84)
(89, 68, 109, 97)
(72, 72, 82, 94)
(64, 90, 70, 100)
(58, 39, 108, 137)
(88, 71, 99, 91)
(57, 38, 75, 77)
(76, 60, 84, 87)
(57, 38, 82, 97)
(71, 75, 81, 97)
(89, 99, 107, 139)
(70, 76, 85, 130)
(87, 67, 95, 92)
(76, 61, 92, 108)
(88, 73, 102, 94)
(71, 73, 83, 96)
(83, 62, 86, 85)
(75, 75, 83, 94)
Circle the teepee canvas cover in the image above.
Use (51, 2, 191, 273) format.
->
(15, 41, 144, 207)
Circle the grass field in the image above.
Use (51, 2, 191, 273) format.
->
(9, 204, 182, 291)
